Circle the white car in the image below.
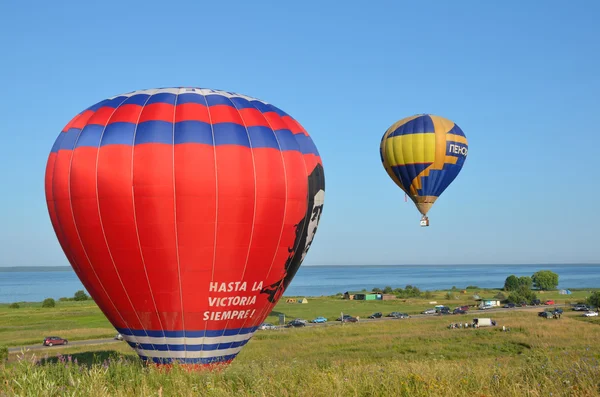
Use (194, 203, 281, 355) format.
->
(583, 311, 598, 317)
(259, 323, 277, 330)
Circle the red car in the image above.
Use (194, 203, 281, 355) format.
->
(43, 336, 68, 346)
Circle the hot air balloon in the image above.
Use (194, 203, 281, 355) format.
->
(45, 87, 325, 367)
(379, 114, 467, 226)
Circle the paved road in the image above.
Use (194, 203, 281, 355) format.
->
(8, 304, 568, 354)
(8, 338, 121, 353)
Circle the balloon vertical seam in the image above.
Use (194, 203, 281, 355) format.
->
(199, 90, 218, 357)
(171, 89, 187, 359)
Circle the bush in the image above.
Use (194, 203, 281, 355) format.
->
(42, 298, 56, 308)
(9, 302, 20, 309)
(74, 290, 89, 301)
(507, 285, 537, 305)
(0, 345, 7, 364)
(466, 285, 479, 289)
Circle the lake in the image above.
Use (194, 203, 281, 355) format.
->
(0, 264, 598, 303)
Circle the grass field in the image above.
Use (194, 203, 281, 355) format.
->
(2, 308, 600, 396)
(0, 288, 594, 347)
(1, 289, 599, 396)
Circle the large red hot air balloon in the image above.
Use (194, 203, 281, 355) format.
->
(45, 87, 325, 366)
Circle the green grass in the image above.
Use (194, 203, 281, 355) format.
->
(0, 287, 594, 347)
(2, 309, 600, 396)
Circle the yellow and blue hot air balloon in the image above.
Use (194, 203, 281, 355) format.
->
(379, 114, 468, 226)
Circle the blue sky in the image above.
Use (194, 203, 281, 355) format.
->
(1, 0, 598, 267)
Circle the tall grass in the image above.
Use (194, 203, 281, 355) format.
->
(2, 311, 600, 396)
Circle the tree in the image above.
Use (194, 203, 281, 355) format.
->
(74, 290, 89, 301)
(42, 298, 56, 308)
(504, 275, 519, 291)
(383, 286, 393, 294)
(532, 270, 559, 290)
(372, 287, 382, 293)
(587, 291, 600, 308)
(518, 276, 533, 289)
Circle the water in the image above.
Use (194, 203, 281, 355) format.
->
(1, 264, 599, 303)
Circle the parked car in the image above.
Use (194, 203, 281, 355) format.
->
(43, 336, 68, 346)
(583, 311, 598, 317)
(573, 304, 589, 311)
(368, 312, 382, 319)
(544, 300, 555, 305)
(479, 304, 494, 310)
(286, 320, 306, 328)
(391, 312, 410, 319)
(342, 316, 359, 323)
(531, 299, 541, 305)
(259, 323, 277, 330)
(311, 316, 328, 323)
(422, 308, 436, 315)
(503, 303, 515, 308)
(453, 308, 467, 315)
(387, 311, 401, 317)
(552, 308, 563, 315)
(337, 314, 353, 321)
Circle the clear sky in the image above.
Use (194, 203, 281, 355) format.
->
(1, 0, 598, 267)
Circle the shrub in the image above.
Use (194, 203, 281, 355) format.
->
(42, 298, 56, 308)
(74, 290, 89, 301)
(0, 345, 7, 364)
(9, 302, 20, 309)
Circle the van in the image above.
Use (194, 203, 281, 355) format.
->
(472, 318, 495, 327)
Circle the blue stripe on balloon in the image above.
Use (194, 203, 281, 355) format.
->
(50, 132, 65, 153)
(75, 124, 104, 148)
(63, 121, 320, 155)
(140, 354, 238, 365)
(59, 128, 81, 151)
(117, 326, 258, 338)
(388, 115, 435, 137)
(100, 122, 136, 146)
(134, 121, 173, 145)
(174, 121, 213, 144)
(127, 339, 250, 352)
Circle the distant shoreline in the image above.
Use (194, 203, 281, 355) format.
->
(1, 263, 599, 272)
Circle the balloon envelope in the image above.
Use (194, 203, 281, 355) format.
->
(379, 114, 468, 216)
(45, 87, 325, 366)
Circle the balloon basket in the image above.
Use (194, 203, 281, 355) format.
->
(420, 216, 429, 227)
